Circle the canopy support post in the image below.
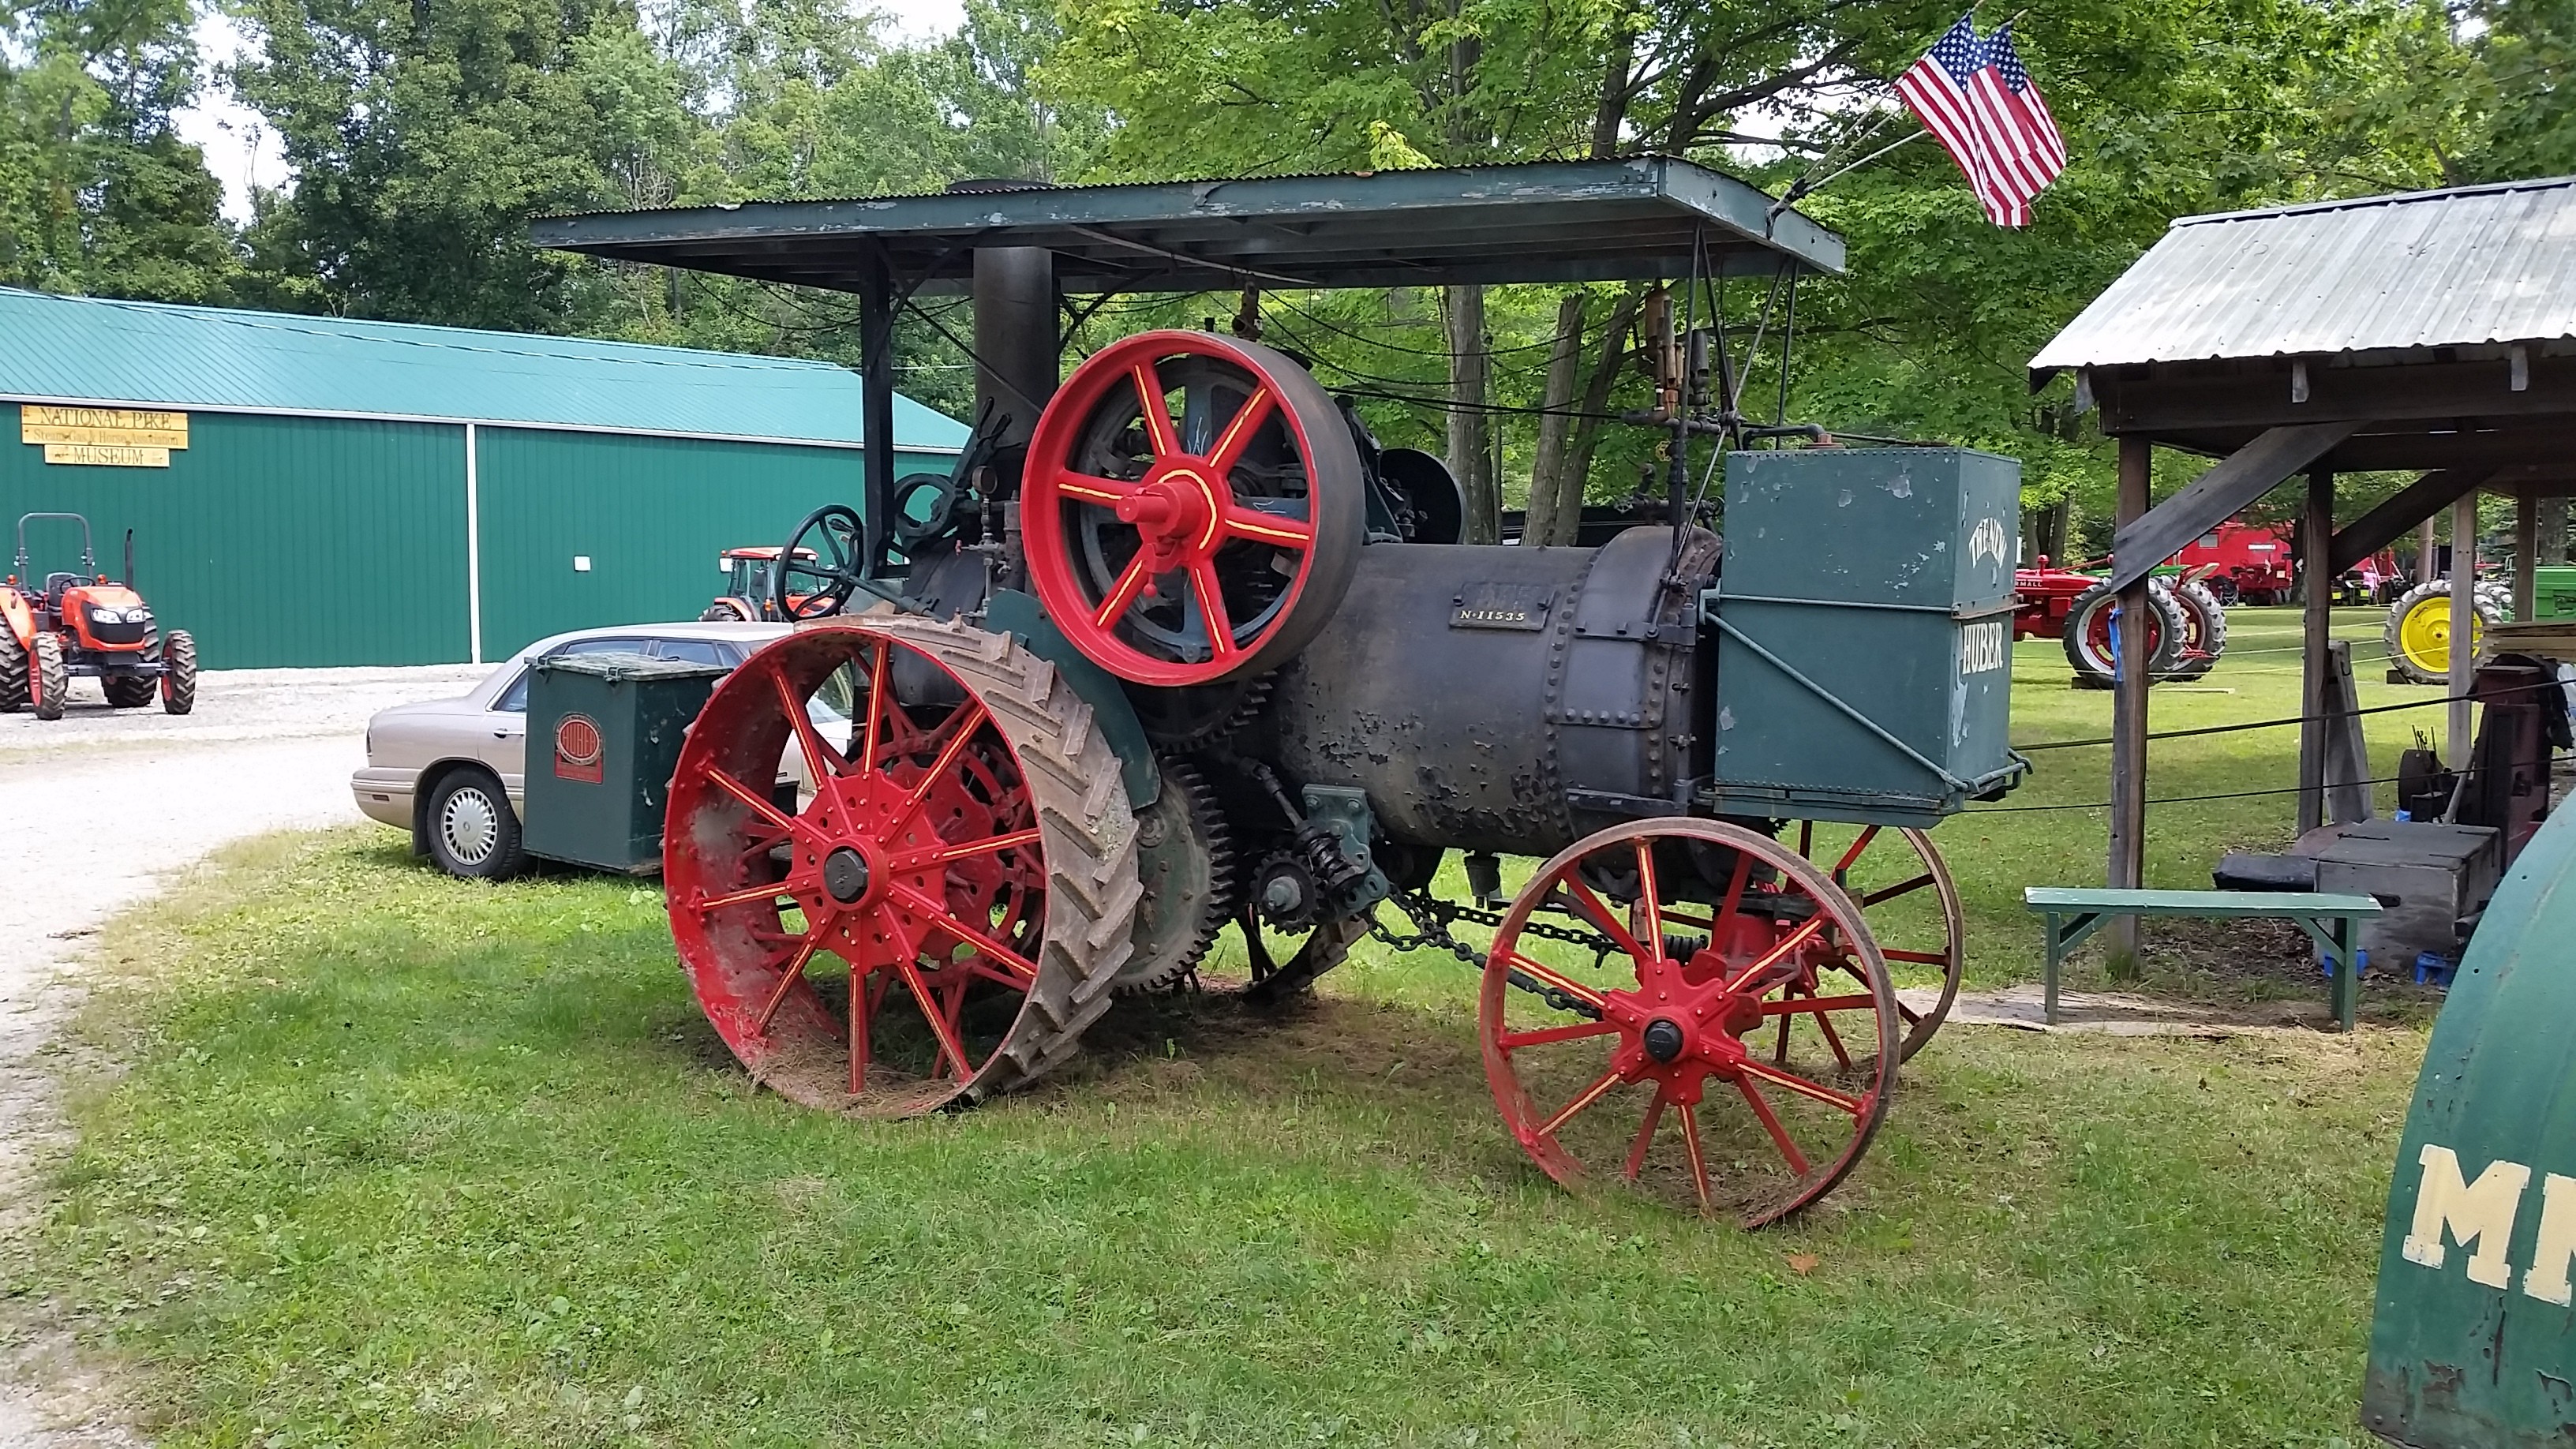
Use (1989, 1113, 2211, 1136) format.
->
(2107, 435, 2153, 975)
(859, 246, 897, 575)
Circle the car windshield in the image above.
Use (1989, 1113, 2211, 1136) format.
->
(485, 633, 827, 721)
(656, 638, 728, 667)
(493, 636, 649, 711)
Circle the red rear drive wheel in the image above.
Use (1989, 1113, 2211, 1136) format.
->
(1480, 818, 1897, 1226)
(1021, 330, 1365, 686)
(665, 620, 1140, 1115)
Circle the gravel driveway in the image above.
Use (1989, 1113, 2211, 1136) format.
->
(0, 663, 488, 1445)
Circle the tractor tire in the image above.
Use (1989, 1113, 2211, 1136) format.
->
(2165, 578, 2230, 680)
(103, 674, 155, 709)
(699, 598, 755, 623)
(2061, 582, 2184, 689)
(665, 617, 1145, 1116)
(0, 631, 25, 712)
(2386, 580, 2506, 686)
(423, 766, 525, 880)
(30, 633, 67, 720)
(159, 630, 197, 715)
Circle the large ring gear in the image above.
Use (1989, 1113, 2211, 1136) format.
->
(1121, 756, 1236, 990)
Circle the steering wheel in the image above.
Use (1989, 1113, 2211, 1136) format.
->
(773, 504, 869, 620)
(889, 472, 960, 552)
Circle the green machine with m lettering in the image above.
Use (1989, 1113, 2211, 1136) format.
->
(2364, 796, 2576, 1446)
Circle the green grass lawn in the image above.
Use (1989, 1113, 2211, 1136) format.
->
(19, 607, 2441, 1447)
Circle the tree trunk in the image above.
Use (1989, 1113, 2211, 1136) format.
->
(2542, 496, 2567, 567)
(1589, 30, 1633, 159)
(1446, 283, 1496, 543)
(1550, 287, 1642, 545)
(1525, 293, 1587, 545)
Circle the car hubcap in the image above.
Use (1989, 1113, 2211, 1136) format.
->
(443, 788, 499, 865)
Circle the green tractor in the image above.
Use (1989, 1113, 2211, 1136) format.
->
(2384, 565, 2576, 685)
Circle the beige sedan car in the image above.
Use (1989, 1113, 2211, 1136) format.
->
(353, 621, 796, 878)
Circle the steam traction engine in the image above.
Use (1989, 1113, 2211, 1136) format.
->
(543, 161, 2030, 1225)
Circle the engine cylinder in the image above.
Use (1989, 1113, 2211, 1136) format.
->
(1264, 526, 1717, 858)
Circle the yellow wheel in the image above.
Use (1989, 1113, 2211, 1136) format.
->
(2386, 580, 2499, 686)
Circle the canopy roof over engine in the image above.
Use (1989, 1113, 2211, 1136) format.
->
(530, 156, 1844, 295)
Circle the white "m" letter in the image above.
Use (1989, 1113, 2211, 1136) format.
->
(2522, 1174, 2576, 1306)
(2402, 1144, 2532, 1290)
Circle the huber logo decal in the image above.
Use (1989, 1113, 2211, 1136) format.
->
(1968, 516, 2012, 571)
(554, 713, 605, 784)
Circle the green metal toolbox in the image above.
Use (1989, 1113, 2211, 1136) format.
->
(1704, 447, 2029, 825)
(522, 651, 728, 873)
(2362, 798, 2576, 1447)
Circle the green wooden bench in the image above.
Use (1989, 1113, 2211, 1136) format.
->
(2023, 887, 2386, 1032)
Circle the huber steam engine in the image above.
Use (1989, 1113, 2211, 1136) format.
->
(538, 160, 2028, 1225)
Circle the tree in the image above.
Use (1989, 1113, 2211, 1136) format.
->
(230, 0, 696, 326)
(0, 0, 236, 299)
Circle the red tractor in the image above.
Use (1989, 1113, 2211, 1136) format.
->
(700, 545, 813, 621)
(0, 513, 197, 721)
(2176, 522, 2298, 605)
(2012, 556, 2226, 687)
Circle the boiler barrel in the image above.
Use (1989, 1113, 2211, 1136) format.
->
(1264, 526, 1715, 857)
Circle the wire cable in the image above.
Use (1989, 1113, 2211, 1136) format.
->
(1268, 294, 1564, 360)
(1967, 764, 2499, 814)
(2009, 675, 2564, 752)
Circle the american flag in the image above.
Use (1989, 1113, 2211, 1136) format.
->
(1894, 14, 2068, 227)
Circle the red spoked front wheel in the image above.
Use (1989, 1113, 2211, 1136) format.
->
(1021, 330, 1365, 686)
(665, 618, 1140, 1115)
(1480, 818, 1898, 1226)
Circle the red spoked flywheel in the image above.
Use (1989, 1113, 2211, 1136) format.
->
(1022, 330, 1365, 686)
(665, 619, 1139, 1116)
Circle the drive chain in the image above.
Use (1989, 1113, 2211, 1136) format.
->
(1369, 889, 1609, 1020)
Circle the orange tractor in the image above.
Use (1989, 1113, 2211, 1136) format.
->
(1, 513, 197, 721)
(699, 545, 817, 621)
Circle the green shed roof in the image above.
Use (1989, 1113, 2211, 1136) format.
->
(0, 287, 967, 453)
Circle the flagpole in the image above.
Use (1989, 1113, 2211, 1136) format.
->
(1769, 128, 1930, 217)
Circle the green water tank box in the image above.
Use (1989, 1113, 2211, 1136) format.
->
(1705, 447, 2027, 824)
(522, 652, 728, 873)
(2363, 801, 2576, 1447)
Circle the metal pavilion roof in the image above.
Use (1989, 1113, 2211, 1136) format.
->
(529, 156, 1846, 294)
(2031, 176, 2576, 381)
(0, 287, 971, 451)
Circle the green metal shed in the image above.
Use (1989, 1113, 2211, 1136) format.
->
(0, 287, 967, 668)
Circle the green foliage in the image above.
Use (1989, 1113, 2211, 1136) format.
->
(0, 0, 236, 298)
(14, 0, 2576, 528)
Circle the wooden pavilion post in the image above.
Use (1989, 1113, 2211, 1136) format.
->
(2298, 468, 2334, 833)
(2106, 435, 2153, 972)
(2450, 491, 2480, 766)
(2514, 487, 2539, 622)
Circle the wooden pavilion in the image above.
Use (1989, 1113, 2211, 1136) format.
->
(2029, 177, 2576, 946)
